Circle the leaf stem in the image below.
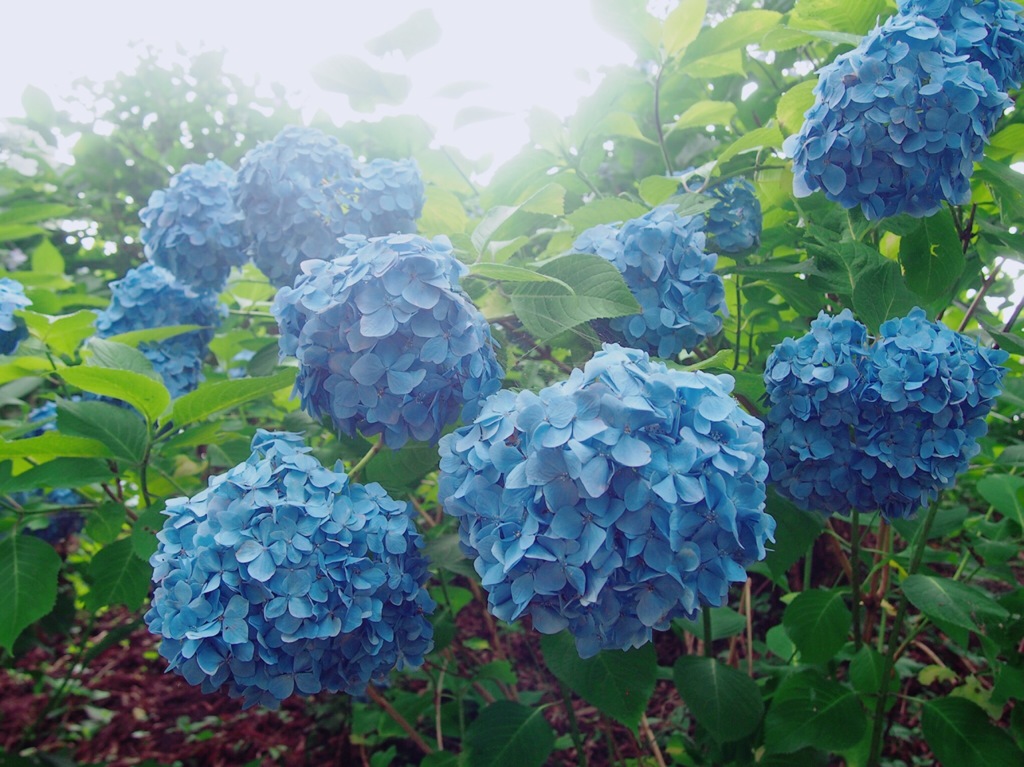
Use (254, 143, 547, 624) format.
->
(560, 680, 589, 767)
(348, 440, 382, 482)
(653, 65, 675, 176)
(702, 608, 713, 657)
(866, 503, 939, 767)
(850, 509, 862, 651)
(366, 685, 434, 755)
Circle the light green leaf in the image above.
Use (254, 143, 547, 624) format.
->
(0, 458, 111, 495)
(976, 474, 1024, 530)
(83, 338, 157, 378)
(310, 55, 411, 112)
(597, 112, 657, 145)
(789, 0, 890, 36)
(85, 504, 127, 546)
(541, 631, 656, 728)
(673, 656, 764, 742)
(901, 574, 1009, 633)
(0, 204, 73, 226)
(31, 240, 65, 275)
(21, 310, 97, 358)
(61, 366, 170, 425)
(510, 253, 640, 341)
(462, 701, 555, 767)
(470, 263, 572, 290)
(782, 589, 851, 664)
(639, 175, 682, 206)
(681, 10, 783, 64)
(716, 122, 783, 165)
(776, 81, 816, 136)
(663, 0, 707, 56)
(454, 106, 511, 130)
(670, 101, 737, 134)
(167, 369, 295, 430)
(472, 183, 565, 254)
(0, 432, 111, 460)
(365, 9, 441, 59)
(0, 535, 62, 651)
(104, 324, 204, 348)
(58, 399, 148, 464)
(922, 697, 1024, 767)
(0, 224, 45, 241)
(566, 198, 648, 234)
(899, 215, 965, 302)
(591, 0, 660, 59)
(418, 187, 468, 238)
(86, 538, 151, 611)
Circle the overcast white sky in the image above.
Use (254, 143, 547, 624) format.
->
(0, 1, 634, 166)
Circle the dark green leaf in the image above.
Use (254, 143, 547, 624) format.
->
(132, 507, 166, 561)
(977, 474, 1024, 531)
(852, 260, 919, 332)
(167, 369, 295, 429)
(0, 535, 62, 651)
(541, 631, 656, 728)
(849, 646, 885, 695)
(899, 214, 965, 301)
(310, 55, 411, 112)
(510, 253, 640, 341)
(87, 538, 151, 611)
(922, 697, 1024, 767)
(245, 342, 282, 378)
(901, 574, 1009, 633)
(463, 701, 555, 767)
(673, 656, 764, 742)
(85, 503, 127, 545)
(363, 442, 440, 496)
(783, 589, 851, 664)
(365, 9, 441, 59)
(764, 491, 825, 580)
(61, 365, 170, 425)
(57, 399, 147, 464)
(84, 338, 157, 377)
(423, 533, 477, 579)
(764, 671, 866, 753)
(676, 606, 746, 640)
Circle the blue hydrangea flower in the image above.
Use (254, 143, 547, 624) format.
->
(0, 278, 31, 355)
(764, 308, 1008, 519)
(764, 311, 872, 516)
(573, 206, 726, 359)
(899, 0, 1024, 90)
(234, 126, 424, 288)
(784, 12, 1010, 219)
(145, 430, 434, 709)
(273, 233, 504, 448)
(140, 159, 247, 291)
(439, 344, 773, 658)
(706, 178, 762, 254)
(95, 264, 224, 398)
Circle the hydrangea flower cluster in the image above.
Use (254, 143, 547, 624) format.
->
(234, 126, 424, 287)
(784, 5, 1016, 219)
(765, 308, 1008, 519)
(705, 177, 762, 254)
(439, 344, 774, 658)
(273, 233, 503, 448)
(140, 159, 247, 291)
(573, 206, 726, 360)
(0, 277, 31, 355)
(145, 430, 434, 709)
(95, 264, 223, 398)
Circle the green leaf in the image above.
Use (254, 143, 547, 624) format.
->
(363, 442, 440, 497)
(776, 81, 816, 136)
(463, 701, 555, 767)
(591, 0, 659, 59)
(639, 175, 682, 206)
(0, 224, 44, 241)
(510, 253, 641, 341)
(86, 538, 151, 611)
(0, 203, 73, 226)
(167, 369, 295, 429)
(680, 10, 783, 64)
(84, 338, 157, 378)
(716, 122, 783, 165)
(922, 697, 1024, 767)
(310, 55, 411, 112)
(849, 645, 885, 695)
(566, 198, 649, 234)
(673, 656, 764, 742)
(58, 399, 148, 464)
(663, 0, 707, 56)
(789, 0, 891, 36)
(540, 631, 656, 728)
(20, 310, 97, 358)
(472, 184, 565, 254)
(422, 533, 477, 579)
(105, 324, 205, 348)
(419, 187, 468, 238)
(31, 240, 65, 275)
(899, 214, 965, 301)
(454, 107, 512, 130)
(597, 112, 657, 145)
(669, 101, 737, 134)
(0, 432, 111, 460)
(977, 474, 1024, 531)
(365, 9, 441, 59)
(764, 491, 825, 580)
(764, 671, 866, 753)
(813, 241, 887, 299)
(852, 260, 919, 332)
(782, 589, 851, 664)
(0, 535, 62, 651)
(901, 574, 1009, 633)
(85, 503, 127, 545)
(469, 263, 571, 290)
(676, 606, 746, 640)
(0, 458, 111, 495)
(61, 366, 170, 425)
(132, 507, 166, 561)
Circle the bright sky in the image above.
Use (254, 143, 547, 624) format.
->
(0, 1, 634, 168)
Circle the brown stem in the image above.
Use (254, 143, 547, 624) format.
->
(366, 686, 433, 755)
(826, 523, 854, 582)
(640, 714, 667, 767)
(958, 258, 1003, 333)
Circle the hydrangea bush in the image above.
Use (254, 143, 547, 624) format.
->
(234, 126, 423, 288)
(273, 233, 503, 447)
(573, 206, 726, 359)
(765, 308, 1008, 519)
(139, 159, 247, 291)
(0, 277, 31, 355)
(785, 7, 1011, 218)
(94, 263, 223, 397)
(145, 430, 434, 709)
(439, 344, 774, 657)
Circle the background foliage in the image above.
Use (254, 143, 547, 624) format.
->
(1, 1, 1022, 765)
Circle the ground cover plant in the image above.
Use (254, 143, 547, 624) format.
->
(1, 1, 1023, 765)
